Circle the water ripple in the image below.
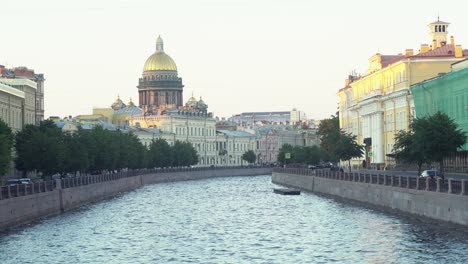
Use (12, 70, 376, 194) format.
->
(0, 176, 467, 263)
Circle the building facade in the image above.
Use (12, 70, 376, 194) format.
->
(411, 59, 468, 149)
(338, 19, 468, 169)
(254, 126, 320, 165)
(229, 109, 307, 126)
(0, 82, 25, 131)
(0, 66, 45, 125)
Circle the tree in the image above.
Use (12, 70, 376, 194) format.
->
(0, 119, 13, 177)
(63, 132, 89, 176)
(241, 150, 256, 164)
(335, 131, 364, 172)
(395, 111, 466, 175)
(15, 120, 66, 178)
(172, 141, 198, 167)
(125, 133, 147, 169)
(317, 115, 340, 161)
(81, 126, 119, 173)
(278, 144, 294, 164)
(148, 138, 172, 168)
(304, 145, 323, 166)
(14, 124, 37, 175)
(393, 130, 428, 175)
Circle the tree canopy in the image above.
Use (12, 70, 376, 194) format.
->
(241, 150, 256, 164)
(335, 131, 364, 171)
(393, 111, 466, 174)
(317, 115, 340, 161)
(12, 120, 201, 179)
(0, 119, 13, 176)
(147, 138, 173, 168)
(15, 120, 65, 178)
(278, 144, 329, 166)
(171, 141, 198, 167)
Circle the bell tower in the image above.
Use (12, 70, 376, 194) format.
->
(428, 18, 449, 48)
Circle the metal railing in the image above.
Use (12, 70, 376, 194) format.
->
(273, 168, 467, 196)
(0, 166, 271, 200)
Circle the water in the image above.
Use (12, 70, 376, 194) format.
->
(0, 176, 467, 263)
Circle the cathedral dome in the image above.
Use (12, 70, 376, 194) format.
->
(143, 36, 178, 72)
(111, 96, 126, 110)
(186, 93, 197, 107)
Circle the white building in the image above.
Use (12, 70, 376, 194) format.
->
(0, 78, 37, 131)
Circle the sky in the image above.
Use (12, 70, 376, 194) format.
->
(1, 0, 468, 120)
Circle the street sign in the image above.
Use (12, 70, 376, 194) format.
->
(368, 151, 373, 157)
(285, 153, 291, 159)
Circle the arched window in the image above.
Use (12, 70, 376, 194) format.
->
(442, 25, 446, 32)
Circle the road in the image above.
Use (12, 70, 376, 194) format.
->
(352, 169, 468, 180)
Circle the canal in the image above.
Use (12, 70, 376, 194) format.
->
(0, 175, 466, 263)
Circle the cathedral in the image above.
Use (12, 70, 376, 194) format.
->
(127, 36, 256, 167)
(72, 36, 256, 167)
(136, 35, 208, 116)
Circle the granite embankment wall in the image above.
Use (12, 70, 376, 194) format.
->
(0, 167, 271, 231)
(272, 168, 468, 227)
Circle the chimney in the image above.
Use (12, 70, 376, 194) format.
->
(432, 39, 438, 50)
(405, 49, 414, 57)
(455, 45, 463, 58)
(450, 36, 455, 46)
(420, 44, 430, 54)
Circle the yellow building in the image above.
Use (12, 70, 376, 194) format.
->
(338, 19, 468, 169)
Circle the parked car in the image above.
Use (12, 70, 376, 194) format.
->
(6, 178, 32, 185)
(419, 169, 444, 180)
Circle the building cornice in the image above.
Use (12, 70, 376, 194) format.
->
(0, 82, 25, 98)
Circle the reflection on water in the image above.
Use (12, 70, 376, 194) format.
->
(0, 176, 467, 263)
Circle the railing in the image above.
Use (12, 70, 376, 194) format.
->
(0, 181, 56, 200)
(273, 168, 467, 196)
(0, 166, 271, 201)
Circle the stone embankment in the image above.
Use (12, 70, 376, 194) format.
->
(272, 168, 468, 226)
(0, 167, 272, 231)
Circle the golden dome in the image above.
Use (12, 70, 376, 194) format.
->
(143, 36, 178, 72)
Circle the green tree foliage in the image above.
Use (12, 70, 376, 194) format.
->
(115, 132, 145, 170)
(278, 144, 329, 166)
(241, 150, 256, 164)
(335, 131, 364, 171)
(393, 130, 428, 175)
(304, 145, 324, 165)
(124, 133, 147, 169)
(15, 120, 65, 178)
(317, 115, 340, 161)
(278, 144, 294, 164)
(80, 126, 119, 173)
(393, 111, 466, 174)
(0, 119, 13, 176)
(62, 132, 89, 176)
(171, 141, 198, 167)
(15, 123, 151, 177)
(148, 138, 173, 168)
